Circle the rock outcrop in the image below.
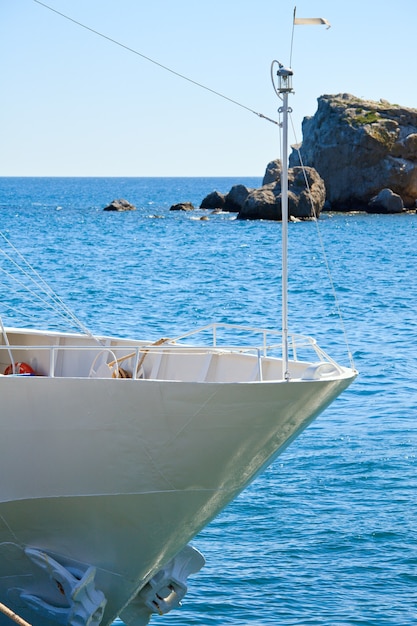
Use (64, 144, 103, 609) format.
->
(263, 159, 282, 185)
(367, 188, 404, 214)
(198, 169, 324, 221)
(200, 191, 226, 210)
(200, 185, 254, 212)
(238, 166, 325, 220)
(224, 184, 253, 212)
(103, 198, 136, 212)
(289, 94, 417, 211)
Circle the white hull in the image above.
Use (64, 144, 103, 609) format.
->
(0, 326, 355, 625)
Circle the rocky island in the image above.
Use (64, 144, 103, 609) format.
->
(175, 94, 417, 220)
(289, 93, 417, 212)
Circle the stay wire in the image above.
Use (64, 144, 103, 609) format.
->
(289, 6, 297, 67)
(32, 0, 279, 127)
(0, 232, 101, 342)
(0, 262, 85, 330)
(288, 114, 355, 370)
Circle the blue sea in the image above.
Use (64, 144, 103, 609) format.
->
(1, 177, 416, 625)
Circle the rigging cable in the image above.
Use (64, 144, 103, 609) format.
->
(0, 232, 102, 343)
(288, 115, 355, 370)
(289, 6, 297, 68)
(32, 0, 279, 127)
(269, 63, 355, 370)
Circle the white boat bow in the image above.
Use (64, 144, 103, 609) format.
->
(0, 323, 356, 625)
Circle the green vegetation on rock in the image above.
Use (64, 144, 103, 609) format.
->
(352, 110, 380, 126)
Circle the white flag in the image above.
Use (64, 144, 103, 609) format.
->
(294, 16, 331, 28)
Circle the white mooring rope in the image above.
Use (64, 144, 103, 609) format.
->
(0, 602, 32, 626)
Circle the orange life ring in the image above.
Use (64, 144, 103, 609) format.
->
(4, 362, 36, 376)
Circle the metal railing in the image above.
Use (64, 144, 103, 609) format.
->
(169, 323, 337, 364)
(0, 323, 339, 380)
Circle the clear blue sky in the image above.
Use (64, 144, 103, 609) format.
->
(2, 0, 416, 177)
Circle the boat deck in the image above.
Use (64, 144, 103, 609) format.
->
(0, 324, 344, 382)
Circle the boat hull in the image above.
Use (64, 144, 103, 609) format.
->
(0, 372, 354, 625)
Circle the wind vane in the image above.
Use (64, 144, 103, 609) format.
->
(293, 6, 331, 28)
(290, 7, 331, 65)
(294, 16, 331, 28)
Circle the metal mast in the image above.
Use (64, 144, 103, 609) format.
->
(276, 63, 293, 381)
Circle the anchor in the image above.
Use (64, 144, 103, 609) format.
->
(17, 548, 107, 626)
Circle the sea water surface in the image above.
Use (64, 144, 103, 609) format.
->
(0, 177, 416, 625)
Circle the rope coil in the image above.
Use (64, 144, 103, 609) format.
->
(107, 338, 171, 378)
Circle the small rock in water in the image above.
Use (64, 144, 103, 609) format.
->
(103, 199, 136, 212)
(169, 202, 195, 211)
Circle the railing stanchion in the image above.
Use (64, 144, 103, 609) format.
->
(50, 347, 55, 378)
(257, 349, 263, 381)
